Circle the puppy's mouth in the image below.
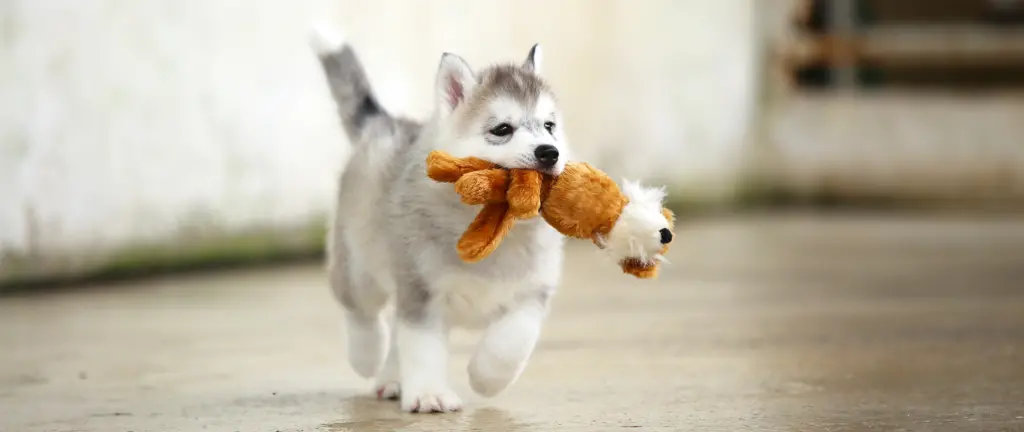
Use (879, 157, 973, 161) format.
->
(498, 161, 562, 176)
(537, 166, 561, 176)
(533, 161, 563, 176)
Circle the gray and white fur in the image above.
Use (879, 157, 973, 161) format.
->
(312, 25, 569, 413)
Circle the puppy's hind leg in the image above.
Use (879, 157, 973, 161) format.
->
(329, 237, 391, 379)
(373, 317, 401, 400)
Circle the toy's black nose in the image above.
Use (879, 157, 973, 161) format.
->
(534, 145, 559, 168)
(659, 228, 673, 244)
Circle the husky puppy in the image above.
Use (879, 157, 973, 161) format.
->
(311, 25, 669, 413)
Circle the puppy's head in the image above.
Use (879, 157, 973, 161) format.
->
(432, 44, 570, 175)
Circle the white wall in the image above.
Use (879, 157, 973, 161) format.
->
(762, 93, 1024, 203)
(1, 0, 350, 265)
(0, 0, 757, 279)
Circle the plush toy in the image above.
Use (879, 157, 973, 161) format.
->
(426, 150, 676, 278)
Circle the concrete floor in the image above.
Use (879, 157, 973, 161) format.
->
(2, 214, 1024, 432)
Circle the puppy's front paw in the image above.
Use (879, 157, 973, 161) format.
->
(400, 387, 462, 413)
(468, 349, 526, 397)
(467, 305, 542, 397)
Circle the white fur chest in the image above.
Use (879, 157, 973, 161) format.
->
(431, 221, 564, 329)
(433, 272, 533, 328)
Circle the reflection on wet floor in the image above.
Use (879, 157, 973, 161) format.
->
(320, 399, 537, 432)
(1, 215, 1023, 431)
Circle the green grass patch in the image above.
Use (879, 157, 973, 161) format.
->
(0, 222, 327, 294)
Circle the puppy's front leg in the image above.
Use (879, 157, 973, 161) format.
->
(396, 284, 462, 413)
(468, 295, 547, 397)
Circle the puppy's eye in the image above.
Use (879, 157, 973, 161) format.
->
(544, 121, 556, 134)
(489, 123, 514, 137)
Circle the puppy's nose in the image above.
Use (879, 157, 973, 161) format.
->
(659, 228, 673, 244)
(534, 145, 559, 168)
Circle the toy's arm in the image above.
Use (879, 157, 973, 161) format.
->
(424, 149, 547, 263)
(451, 169, 543, 219)
(426, 150, 496, 183)
(457, 203, 517, 263)
(453, 170, 543, 261)
(427, 148, 544, 219)
(507, 170, 543, 219)
(455, 170, 508, 205)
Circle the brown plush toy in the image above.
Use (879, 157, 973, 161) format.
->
(426, 150, 676, 279)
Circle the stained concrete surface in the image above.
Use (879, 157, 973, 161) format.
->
(2, 214, 1024, 432)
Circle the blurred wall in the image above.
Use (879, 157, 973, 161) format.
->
(0, 1, 757, 283)
(329, 0, 757, 195)
(760, 94, 1024, 204)
(1, 1, 350, 282)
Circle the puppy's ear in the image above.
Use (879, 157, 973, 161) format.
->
(435, 52, 476, 117)
(523, 43, 543, 75)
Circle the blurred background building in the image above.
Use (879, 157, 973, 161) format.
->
(2, 0, 1023, 287)
(758, 0, 1024, 207)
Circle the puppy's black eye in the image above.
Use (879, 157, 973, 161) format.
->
(544, 121, 556, 134)
(489, 123, 514, 137)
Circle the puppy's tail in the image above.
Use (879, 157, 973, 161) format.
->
(310, 23, 390, 143)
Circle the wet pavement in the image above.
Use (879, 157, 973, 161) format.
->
(2, 214, 1023, 432)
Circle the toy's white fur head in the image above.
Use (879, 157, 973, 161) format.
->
(599, 181, 673, 267)
(431, 45, 570, 175)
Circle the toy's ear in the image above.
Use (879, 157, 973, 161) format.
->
(661, 207, 676, 226)
(523, 43, 543, 75)
(621, 259, 659, 279)
(435, 52, 476, 117)
(659, 207, 676, 255)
